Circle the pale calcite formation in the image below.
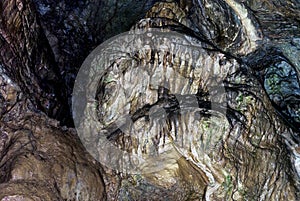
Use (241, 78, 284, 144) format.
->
(0, 0, 299, 200)
(74, 6, 298, 198)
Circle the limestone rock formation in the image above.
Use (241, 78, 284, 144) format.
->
(0, 0, 299, 200)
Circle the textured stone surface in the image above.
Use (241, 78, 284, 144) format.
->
(0, 116, 106, 200)
(0, 114, 106, 200)
(0, 0, 299, 200)
(0, 73, 106, 200)
(0, 0, 69, 123)
(75, 9, 297, 199)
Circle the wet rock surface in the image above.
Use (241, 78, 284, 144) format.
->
(0, 73, 106, 200)
(0, 0, 68, 123)
(0, 0, 299, 200)
(31, 0, 160, 126)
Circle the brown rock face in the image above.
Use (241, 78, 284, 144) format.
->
(0, 0, 300, 200)
(0, 114, 106, 200)
(0, 73, 106, 200)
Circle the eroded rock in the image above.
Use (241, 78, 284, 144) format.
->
(0, 72, 106, 200)
(0, 112, 106, 200)
(73, 2, 299, 199)
(0, 0, 299, 200)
